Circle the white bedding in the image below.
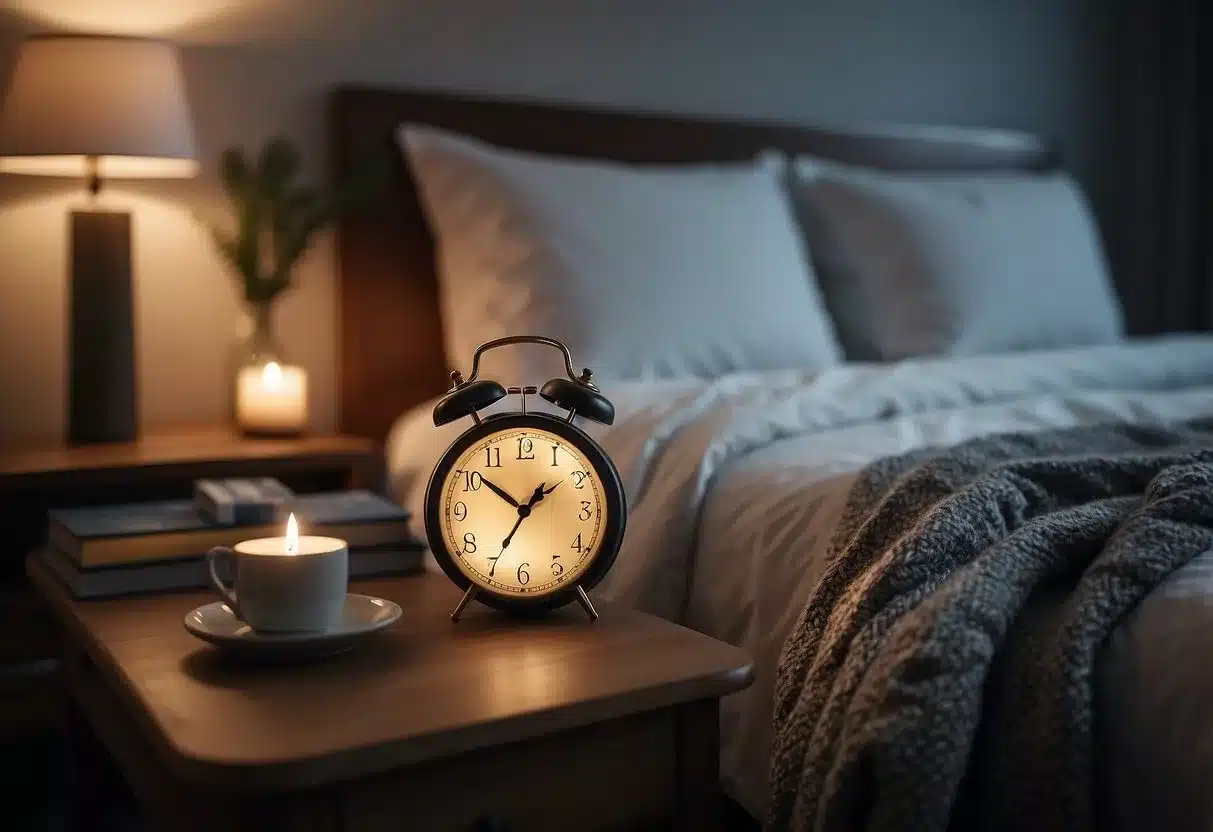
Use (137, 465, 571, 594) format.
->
(389, 335, 1213, 822)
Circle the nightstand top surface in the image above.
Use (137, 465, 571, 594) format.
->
(27, 565, 752, 791)
(0, 428, 375, 490)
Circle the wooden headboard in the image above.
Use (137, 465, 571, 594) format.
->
(331, 84, 1059, 441)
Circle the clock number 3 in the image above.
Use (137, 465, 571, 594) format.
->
(579, 501, 592, 520)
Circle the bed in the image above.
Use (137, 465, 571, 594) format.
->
(332, 85, 1213, 830)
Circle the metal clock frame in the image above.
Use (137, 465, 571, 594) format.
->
(424, 410, 627, 621)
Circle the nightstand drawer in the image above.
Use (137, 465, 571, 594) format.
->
(345, 707, 680, 832)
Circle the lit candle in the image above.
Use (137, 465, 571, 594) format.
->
(211, 512, 350, 632)
(232, 512, 346, 559)
(236, 360, 308, 436)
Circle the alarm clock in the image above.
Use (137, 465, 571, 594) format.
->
(424, 335, 626, 621)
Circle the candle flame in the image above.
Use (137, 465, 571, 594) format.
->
(285, 512, 299, 555)
(263, 361, 283, 390)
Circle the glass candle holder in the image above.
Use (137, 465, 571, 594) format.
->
(231, 303, 307, 436)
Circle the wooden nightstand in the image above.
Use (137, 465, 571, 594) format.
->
(0, 428, 380, 739)
(26, 567, 753, 831)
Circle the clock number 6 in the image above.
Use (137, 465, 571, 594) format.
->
(517, 563, 530, 585)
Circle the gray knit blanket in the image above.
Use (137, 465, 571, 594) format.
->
(768, 420, 1213, 832)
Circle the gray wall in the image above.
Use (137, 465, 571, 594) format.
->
(0, 0, 1121, 441)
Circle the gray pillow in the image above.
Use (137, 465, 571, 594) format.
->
(788, 158, 1124, 361)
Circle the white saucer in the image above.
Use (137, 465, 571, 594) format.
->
(184, 593, 401, 661)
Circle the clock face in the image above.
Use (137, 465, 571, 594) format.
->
(436, 425, 608, 598)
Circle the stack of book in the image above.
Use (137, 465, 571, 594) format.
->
(37, 487, 425, 599)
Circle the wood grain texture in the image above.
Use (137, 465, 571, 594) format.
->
(0, 428, 376, 493)
(331, 84, 1061, 442)
(28, 563, 752, 793)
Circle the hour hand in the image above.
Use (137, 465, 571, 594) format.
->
(526, 480, 563, 510)
(478, 476, 520, 508)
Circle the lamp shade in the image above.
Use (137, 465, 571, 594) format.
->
(0, 34, 197, 179)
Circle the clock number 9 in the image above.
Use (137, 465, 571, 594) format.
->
(453, 501, 467, 521)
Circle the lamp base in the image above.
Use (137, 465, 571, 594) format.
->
(69, 210, 137, 445)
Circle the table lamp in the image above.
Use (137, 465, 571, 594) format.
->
(0, 34, 197, 444)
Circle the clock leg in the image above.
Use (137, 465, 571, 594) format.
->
(450, 585, 479, 621)
(575, 585, 599, 621)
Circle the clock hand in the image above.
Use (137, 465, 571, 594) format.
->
(490, 482, 565, 577)
(478, 475, 520, 508)
(523, 480, 563, 511)
(523, 482, 547, 508)
(494, 483, 549, 565)
(491, 513, 527, 577)
(498, 514, 526, 555)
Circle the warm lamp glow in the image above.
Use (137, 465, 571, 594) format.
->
(0, 155, 197, 179)
(6, 0, 249, 37)
(285, 513, 299, 555)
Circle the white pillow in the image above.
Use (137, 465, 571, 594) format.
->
(399, 124, 842, 384)
(787, 157, 1124, 361)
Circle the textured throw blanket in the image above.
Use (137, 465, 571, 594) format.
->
(768, 420, 1213, 832)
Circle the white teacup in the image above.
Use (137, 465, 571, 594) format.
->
(206, 537, 348, 633)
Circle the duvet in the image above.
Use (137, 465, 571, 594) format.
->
(389, 336, 1213, 828)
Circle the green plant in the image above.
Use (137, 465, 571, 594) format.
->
(210, 137, 375, 305)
